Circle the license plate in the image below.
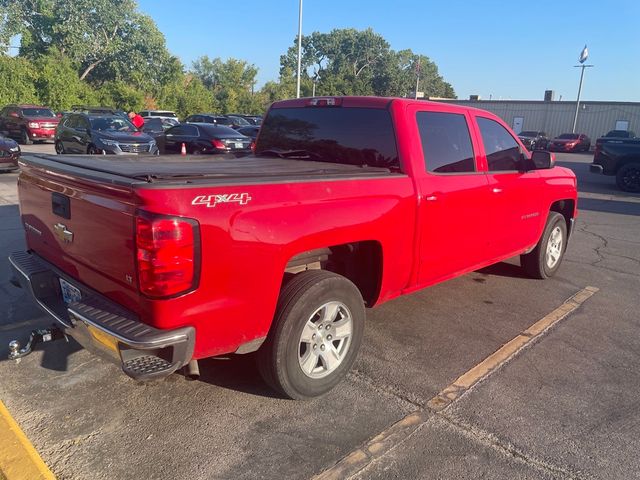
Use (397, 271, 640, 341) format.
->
(235, 142, 243, 149)
(59, 278, 81, 304)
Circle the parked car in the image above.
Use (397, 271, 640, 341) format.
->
(547, 133, 591, 152)
(141, 118, 166, 143)
(602, 130, 636, 139)
(10, 96, 577, 400)
(0, 133, 20, 172)
(162, 123, 252, 155)
(0, 104, 60, 145)
(591, 136, 640, 192)
(139, 110, 179, 123)
(236, 125, 260, 141)
(184, 114, 231, 126)
(70, 105, 129, 118)
(55, 113, 159, 155)
(229, 114, 263, 125)
(518, 131, 549, 151)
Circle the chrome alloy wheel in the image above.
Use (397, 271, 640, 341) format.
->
(546, 226, 563, 269)
(298, 301, 353, 379)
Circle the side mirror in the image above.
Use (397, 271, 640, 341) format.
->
(531, 150, 555, 169)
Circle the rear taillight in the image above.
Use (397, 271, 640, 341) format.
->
(212, 139, 226, 149)
(135, 213, 200, 298)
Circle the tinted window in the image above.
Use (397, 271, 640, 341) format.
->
(227, 115, 250, 126)
(167, 125, 198, 136)
(21, 108, 56, 117)
(90, 116, 136, 132)
(257, 107, 399, 168)
(519, 131, 538, 137)
(558, 133, 579, 139)
(477, 117, 521, 172)
(416, 112, 475, 173)
(142, 118, 164, 132)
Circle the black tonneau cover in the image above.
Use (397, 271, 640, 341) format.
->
(22, 154, 395, 186)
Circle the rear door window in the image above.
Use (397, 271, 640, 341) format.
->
(416, 112, 475, 173)
(477, 117, 521, 172)
(257, 107, 399, 168)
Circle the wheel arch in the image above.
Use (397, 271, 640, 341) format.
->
(284, 240, 383, 307)
(549, 199, 576, 238)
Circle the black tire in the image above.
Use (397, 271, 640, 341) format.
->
(616, 163, 640, 193)
(257, 270, 365, 400)
(54, 141, 65, 154)
(20, 129, 33, 145)
(521, 212, 567, 279)
(87, 145, 101, 155)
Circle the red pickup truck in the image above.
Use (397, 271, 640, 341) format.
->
(9, 97, 577, 399)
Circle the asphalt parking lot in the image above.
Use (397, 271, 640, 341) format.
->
(1, 146, 639, 479)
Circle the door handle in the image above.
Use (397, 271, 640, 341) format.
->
(492, 187, 503, 194)
(424, 194, 438, 202)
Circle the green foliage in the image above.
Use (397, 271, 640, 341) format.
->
(0, 4, 454, 118)
(0, 56, 38, 105)
(280, 28, 456, 99)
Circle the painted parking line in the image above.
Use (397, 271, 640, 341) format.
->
(313, 286, 599, 480)
(0, 401, 55, 480)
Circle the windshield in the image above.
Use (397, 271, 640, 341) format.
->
(519, 131, 537, 137)
(90, 117, 137, 132)
(228, 116, 250, 126)
(558, 134, 579, 139)
(256, 107, 399, 168)
(22, 108, 56, 118)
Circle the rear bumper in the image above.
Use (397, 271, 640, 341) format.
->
(9, 251, 194, 380)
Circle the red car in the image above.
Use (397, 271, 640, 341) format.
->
(0, 104, 60, 145)
(548, 133, 591, 152)
(9, 96, 577, 399)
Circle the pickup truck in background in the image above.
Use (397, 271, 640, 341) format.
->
(591, 135, 640, 192)
(9, 96, 578, 399)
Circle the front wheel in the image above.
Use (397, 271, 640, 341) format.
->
(257, 270, 365, 400)
(55, 141, 65, 154)
(20, 129, 33, 145)
(521, 212, 567, 279)
(616, 163, 640, 193)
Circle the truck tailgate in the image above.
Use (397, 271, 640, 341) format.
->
(18, 160, 141, 313)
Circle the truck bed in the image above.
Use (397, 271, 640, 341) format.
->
(21, 154, 397, 186)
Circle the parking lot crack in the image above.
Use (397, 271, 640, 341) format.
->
(437, 412, 593, 480)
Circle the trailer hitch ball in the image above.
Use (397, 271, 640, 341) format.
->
(7, 326, 67, 361)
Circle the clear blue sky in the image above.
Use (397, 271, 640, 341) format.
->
(138, 0, 640, 102)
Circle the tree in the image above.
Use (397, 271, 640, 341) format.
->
(0, 56, 38, 105)
(279, 28, 456, 99)
(191, 56, 259, 113)
(0, 0, 179, 86)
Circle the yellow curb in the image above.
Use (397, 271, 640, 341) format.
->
(0, 401, 55, 480)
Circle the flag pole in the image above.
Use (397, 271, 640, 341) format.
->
(572, 45, 593, 133)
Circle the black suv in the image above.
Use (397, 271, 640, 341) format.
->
(55, 113, 158, 155)
(517, 131, 549, 151)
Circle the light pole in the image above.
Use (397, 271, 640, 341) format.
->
(414, 57, 421, 100)
(296, 0, 303, 98)
(572, 45, 593, 133)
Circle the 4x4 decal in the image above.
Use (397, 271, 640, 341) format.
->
(191, 193, 252, 208)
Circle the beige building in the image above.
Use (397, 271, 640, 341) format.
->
(433, 99, 640, 141)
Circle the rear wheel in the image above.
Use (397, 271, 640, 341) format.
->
(87, 145, 101, 155)
(257, 270, 365, 400)
(20, 129, 33, 145)
(521, 212, 567, 279)
(616, 163, 640, 193)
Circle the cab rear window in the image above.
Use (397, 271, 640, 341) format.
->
(257, 107, 399, 168)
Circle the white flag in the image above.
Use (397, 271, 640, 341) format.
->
(579, 45, 588, 63)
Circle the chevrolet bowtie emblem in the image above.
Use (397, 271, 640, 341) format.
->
(54, 223, 73, 243)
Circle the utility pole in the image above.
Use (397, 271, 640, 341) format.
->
(296, 0, 303, 98)
(572, 45, 593, 133)
(414, 57, 421, 100)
